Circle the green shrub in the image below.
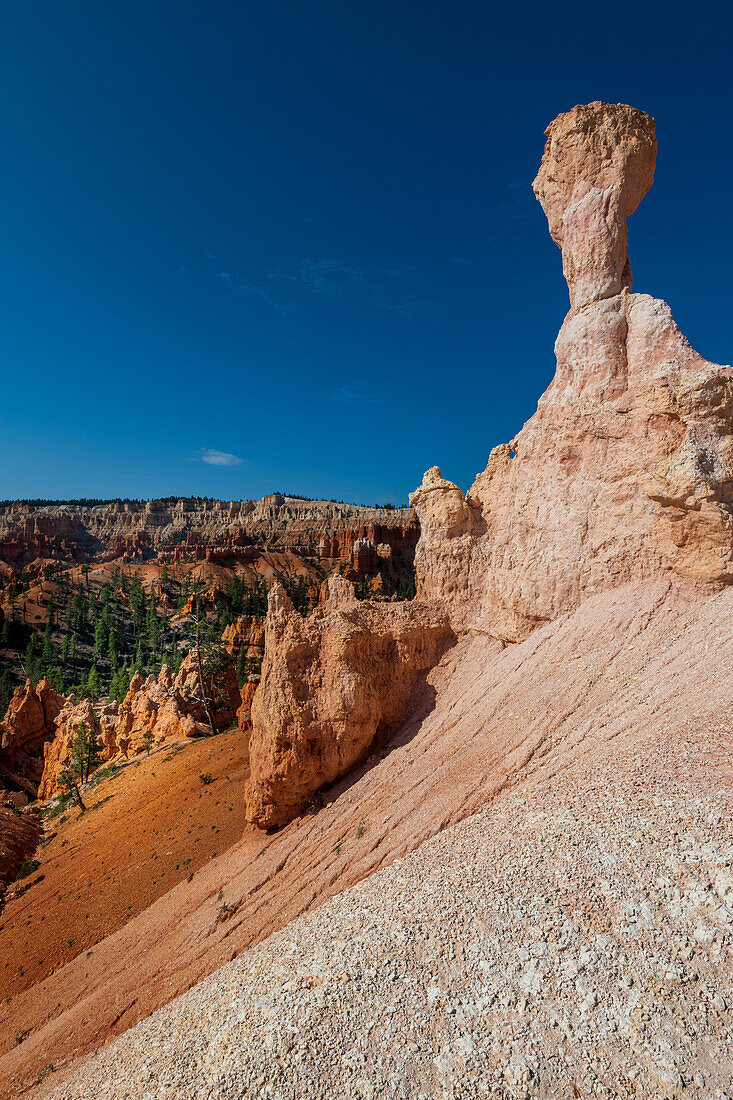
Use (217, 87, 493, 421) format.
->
(15, 859, 40, 881)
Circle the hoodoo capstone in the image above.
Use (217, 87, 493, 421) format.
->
(532, 101, 657, 307)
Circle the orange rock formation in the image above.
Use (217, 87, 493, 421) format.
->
(246, 102, 733, 829)
(412, 102, 732, 639)
(246, 578, 455, 827)
(1, 103, 731, 1098)
(38, 654, 241, 797)
(0, 679, 63, 792)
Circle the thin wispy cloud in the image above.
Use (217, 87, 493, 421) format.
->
(217, 270, 301, 317)
(286, 257, 367, 295)
(196, 252, 429, 320)
(324, 382, 381, 406)
(198, 448, 244, 466)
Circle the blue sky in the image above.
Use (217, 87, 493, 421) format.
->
(1, 2, 731, 504)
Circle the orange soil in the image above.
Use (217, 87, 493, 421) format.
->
(0, 730, 248, 1004)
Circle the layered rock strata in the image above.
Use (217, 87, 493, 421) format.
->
(0, 497, 417, 568)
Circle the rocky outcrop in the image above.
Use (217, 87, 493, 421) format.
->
(38, 697, 98, 799)
(235, 681, 258, 748)
(38, 654, 241, 797)
(221, 616, 266, 657)
(112, 656, 238, 757)
(246, 580, 455, 828)
(109, 665, 202, 758)
(412, 102, 732, 641)
(1, 103, 732, 1097)
(246, 102, 733, 829)
(225, 616, 266, 747)
(532, 101, 656, 308)
(0, 678, 64, 790)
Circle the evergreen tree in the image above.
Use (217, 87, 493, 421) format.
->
(85, 665, 101, 701)
(72, 721, 100, 782)
(93, 618, 108, 655)
(42, 619, 56, 670)
(107, 632, 119, 672)
(236, 647, 247, 689)
(24, 635, 38, 684)
(47, 665, 65, 694)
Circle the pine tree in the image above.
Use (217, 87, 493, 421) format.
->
(48, 665, 65, 694)
(0, 668, 11, 717)
(42, 619, 56, 670)
(24, 635, 38, 684)
(59, 721, 98, 810)
(85, 665, 101, 701)
(236, 647, 247, 689)
(93, 618, 108, 655)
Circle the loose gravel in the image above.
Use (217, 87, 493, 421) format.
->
(44, 725, 732, 1100)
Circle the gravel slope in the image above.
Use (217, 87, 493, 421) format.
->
(42, 723, 732, 1099)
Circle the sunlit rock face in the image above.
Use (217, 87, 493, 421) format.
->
(245, 582, 455, 829)
(248, 102, 733, 829)
(412, 101, 733, 641)
(532, 101, 656, 309)
(0, 678, 64, 788)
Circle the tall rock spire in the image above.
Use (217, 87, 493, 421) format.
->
(412, 102, 733, 637)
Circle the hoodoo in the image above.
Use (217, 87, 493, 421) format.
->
(246, 102, 733, 827)
(413, 101, 732, 638)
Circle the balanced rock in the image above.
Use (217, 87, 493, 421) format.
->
(532, 101, 656, 307)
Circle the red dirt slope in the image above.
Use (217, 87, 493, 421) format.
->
(0, 730, 248, 1005)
